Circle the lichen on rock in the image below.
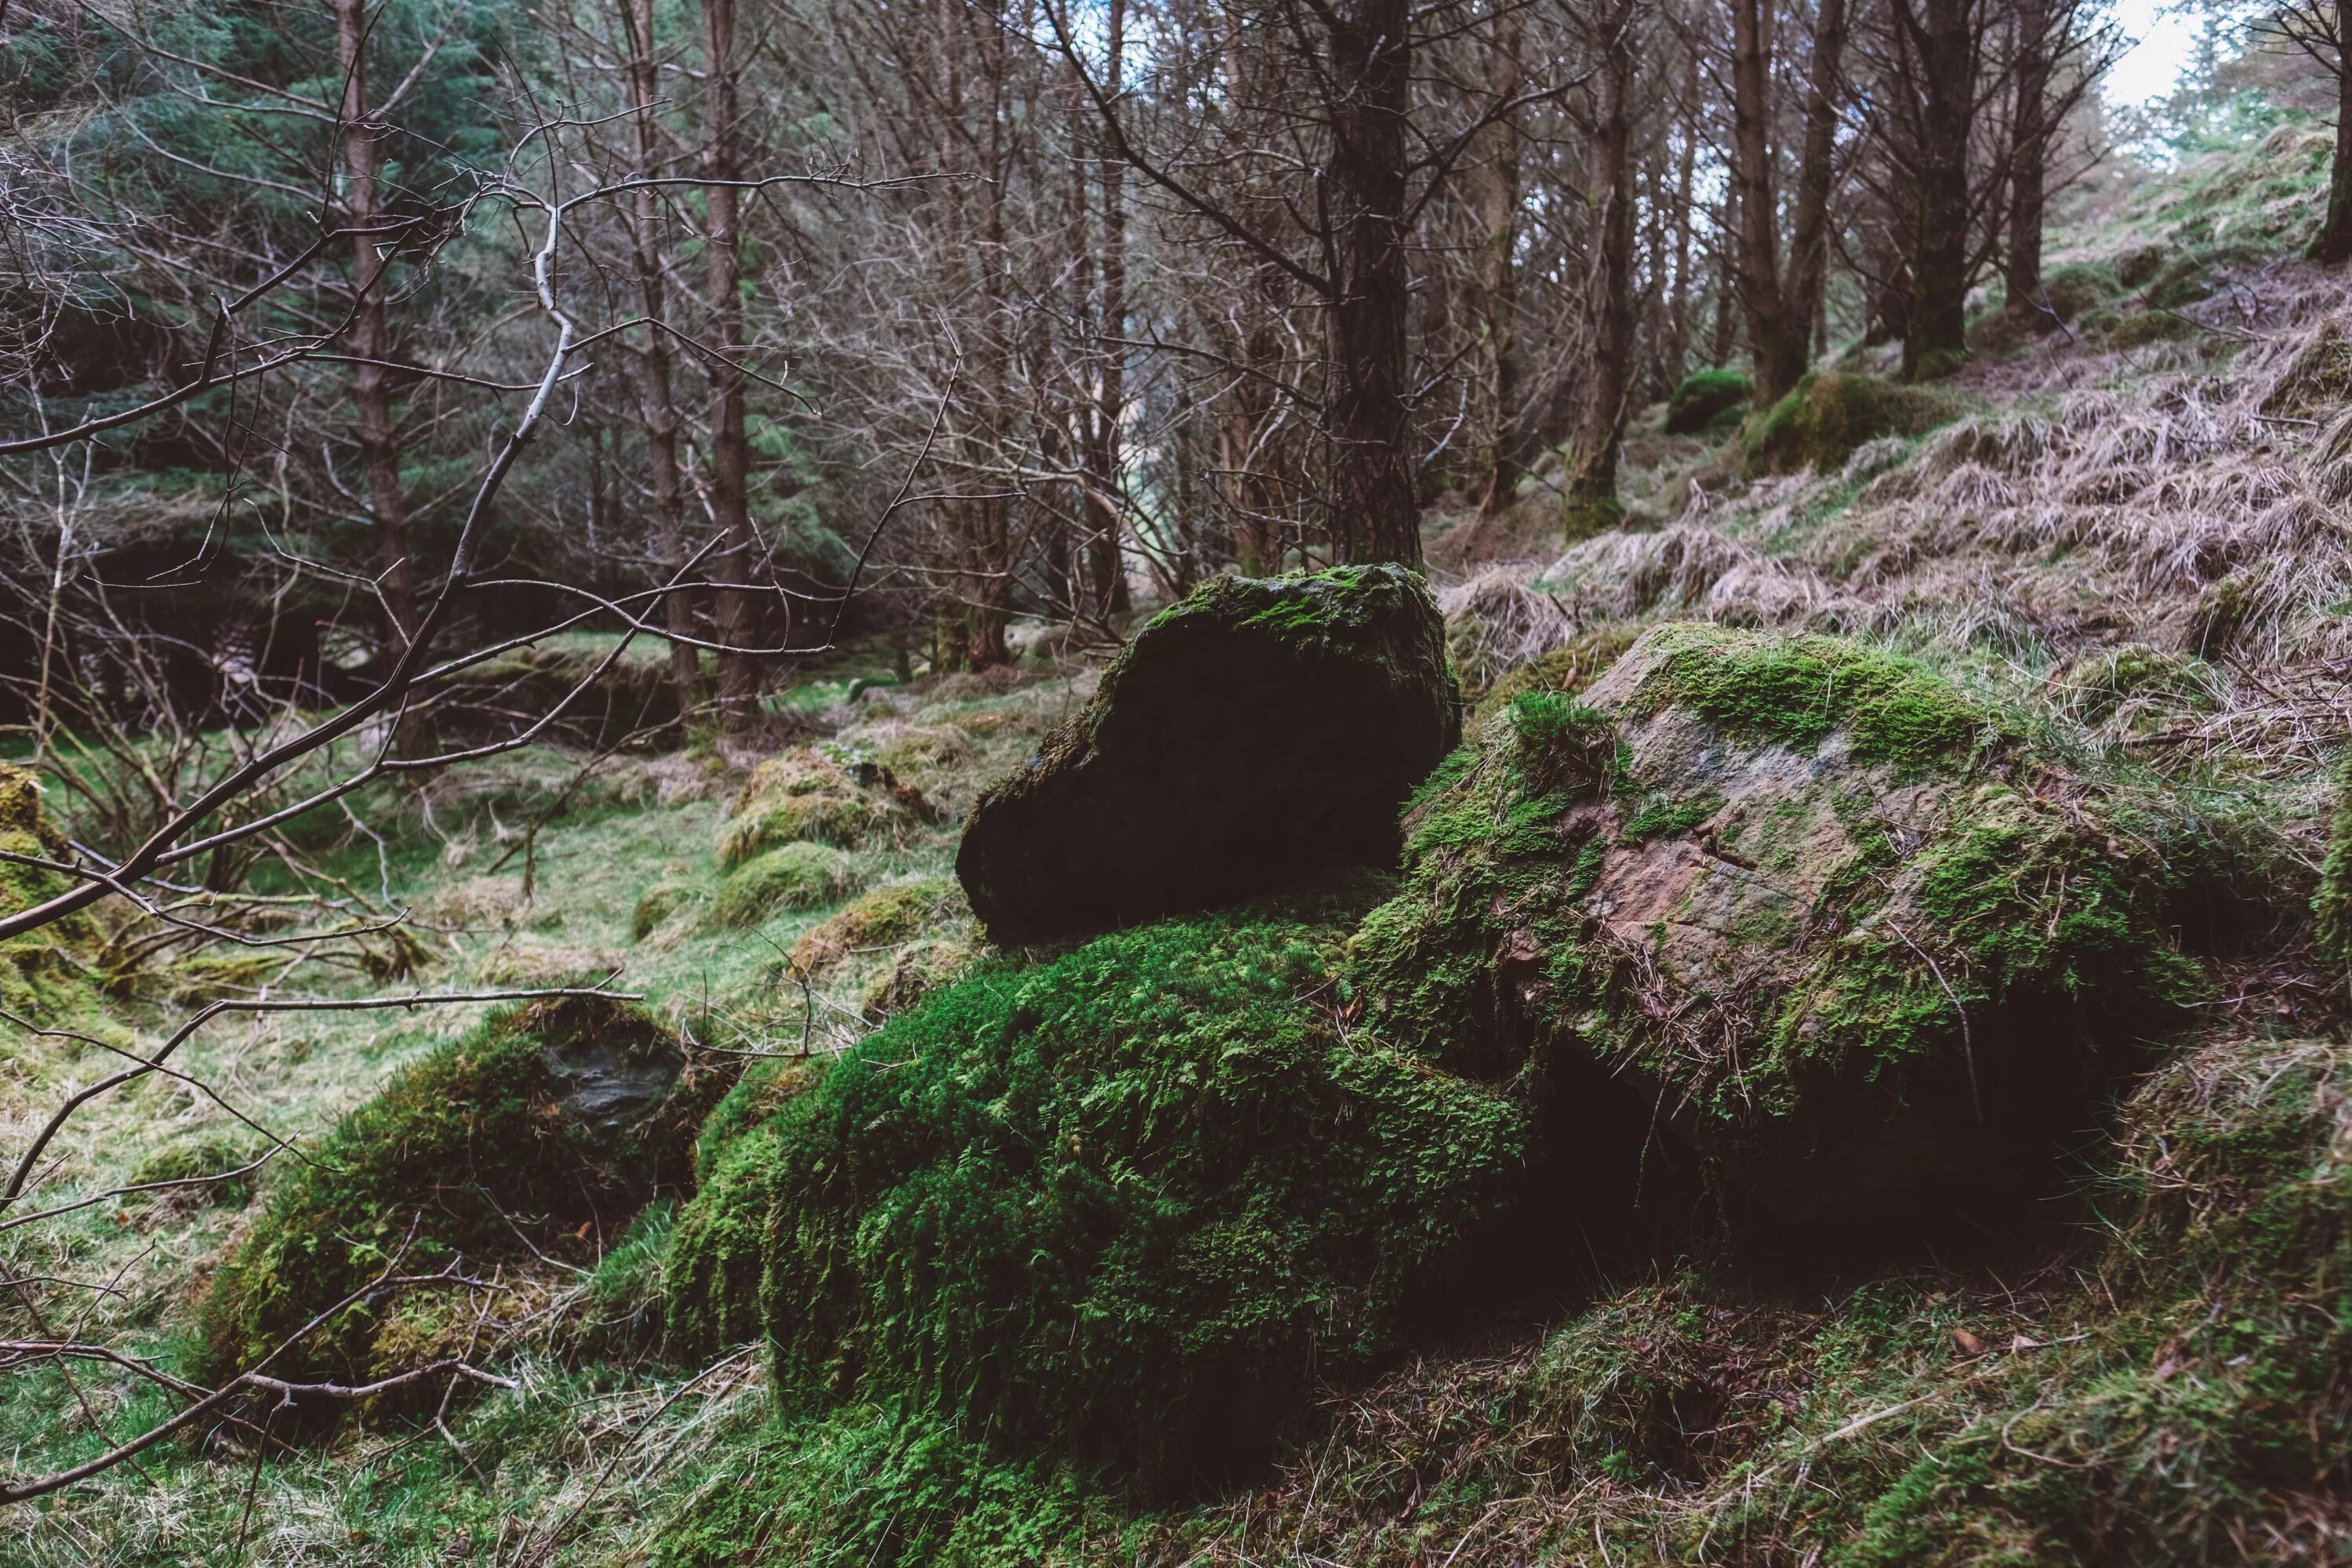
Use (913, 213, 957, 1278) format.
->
(1352, 623, 2203, 1233)
(956, 565, 1461, 943)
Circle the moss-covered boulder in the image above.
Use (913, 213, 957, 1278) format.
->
(717, 746, 923, 869)
(1664, 368, 1754, 434)
(956, 566, 1461, 943)
(1352, 625, 2202, 1235)
(194, 996, 717, 1406)
(1743, 373, 1959, 476)
(665, 893, 1526, 1488)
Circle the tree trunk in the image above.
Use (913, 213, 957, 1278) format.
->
(703, 0, 761, 726)
(1786, 0, 1849, 368)
(1081, 0, 1130, 615)
(1564, 0, 1636, 540)
(1668, 56, 1700, 379)
(1475, 4, 1524, 517)
(1731, 0, 1801, 403)
(1902, 0, 1975, 378)
(622, 0, 702, 710)
(334, 0, 419, 666)
(2318, 15, 2352, 264)
(2003, 0, 2051, 313)
(1322, 0, 1421, 565)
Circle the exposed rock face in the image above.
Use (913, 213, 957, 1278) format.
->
(1353, 623, 2201, 1235)
(956, 566, 1461, 942)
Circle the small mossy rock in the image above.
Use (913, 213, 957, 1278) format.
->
(956, 565, 1461, 943)
(1743, 373, 1959, 477)
(1664, 368, 1754, 434)
(786, 879, 969, 982)
(194, 996, 717, 1410)
(710, 842, 863, 928)
(717, 746, 922, 869)
(668, 893, 1526, 1488)
(1351, 624, 2202, 1236)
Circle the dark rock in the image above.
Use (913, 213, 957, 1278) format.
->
(956, 565, 1461, 942)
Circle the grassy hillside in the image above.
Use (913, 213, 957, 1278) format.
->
(9, 115, 2352, 1566)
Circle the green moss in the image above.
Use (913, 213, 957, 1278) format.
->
(192, 996, 704, 1397)
(0, 763, 102, 1023)
(632, 878, 705, 941)
(2315, 766, 2352, 971)
(710, 842, 862, 928)
(1621, 624, 1997, 772)
(652, 1403, 1105, 1568)
(1663, 368, 1755, 434)
(2038, 260, 2121, 321)
(1459, 629, 1639, 724)
(1743, 373, 1962, 476)
(787, 878, 966, 980)
(688, 897, 1526, 1483)
(717, 747, 910, 869)
(1621, 788, 1726, 844)
(666, 1116, 794, 1359)
(2107, 309, 2197, 349)
(1353, 628, 2198, 1216)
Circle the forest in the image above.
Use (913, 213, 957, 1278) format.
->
(6, 0, 2352, 1557)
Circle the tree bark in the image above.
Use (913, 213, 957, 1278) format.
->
(334, 0, 419, 666)
(1734, 0, 1847, 404)
(1563, 0, 1636, 540)
(1080, 0, 1130, 615)
(1901, 0, 1975, 377)
(703, 0, 761, 725)
(622, 0, 702, 710)
(1323, 0, 1421, 565)
(1475, 3, 1524, 517)
(2318, 12, 2352, 264)
(2003, 0, 2052, 313)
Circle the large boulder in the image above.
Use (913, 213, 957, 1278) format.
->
(1352, 624, 2204, 1236)
(956, 565, 1461, 943)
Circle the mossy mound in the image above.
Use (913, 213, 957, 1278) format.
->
(1743, 373, 1960, 477)
(1352, 624, 2202, 1235)
(1663, 368, 1754, 434)
(666, 894, 1527, 1488)
(786, 879, 968, 982)
(631, 877, 706, 941)
(193, 996, 716, 1407)
(956, 565, 1460, 943)
(717, 746, 920, 870)
(709, 842, 863, 928)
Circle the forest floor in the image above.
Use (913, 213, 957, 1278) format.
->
(12, 114, 2352, 1565)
